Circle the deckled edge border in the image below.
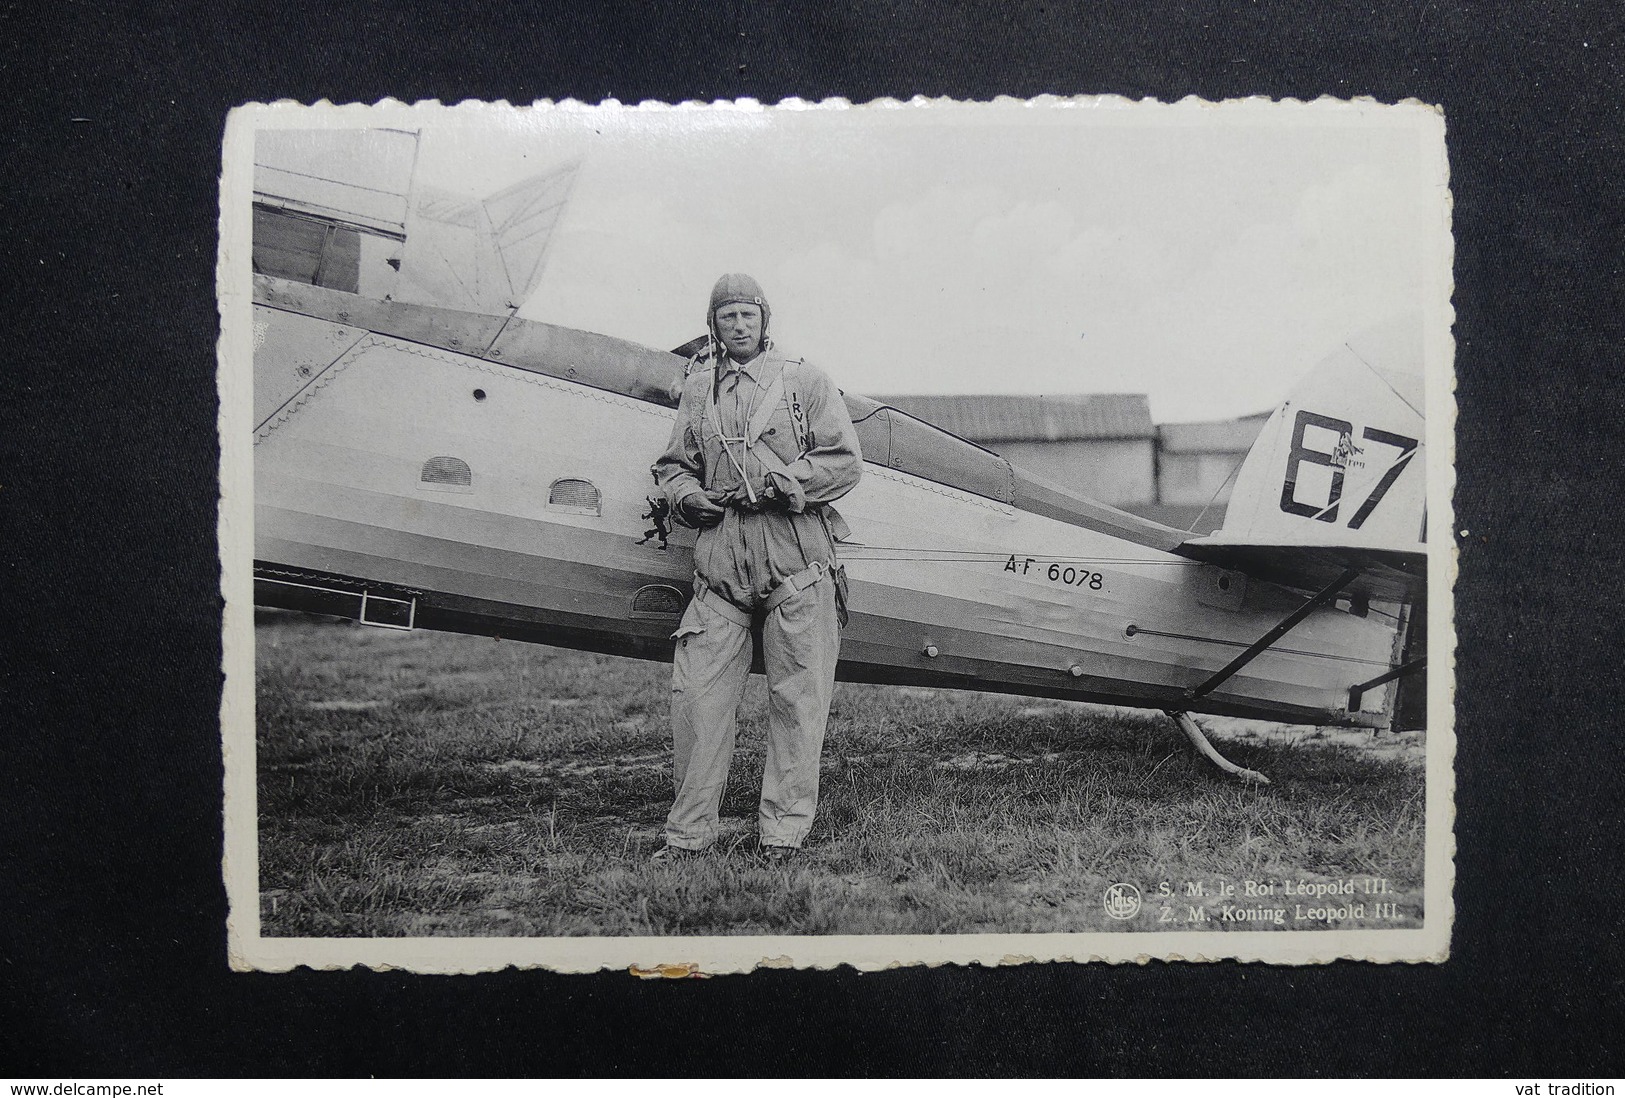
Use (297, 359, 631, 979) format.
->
(217, 95, 1457, 975)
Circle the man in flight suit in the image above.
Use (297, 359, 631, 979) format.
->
(652, 273, 863, 860)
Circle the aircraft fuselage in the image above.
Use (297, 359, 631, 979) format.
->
(251, 276, 1409, 728)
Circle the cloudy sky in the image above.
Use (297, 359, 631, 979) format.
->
(389, 100, 1443, 423)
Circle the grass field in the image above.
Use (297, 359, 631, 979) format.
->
(255, 612, 1426, 937)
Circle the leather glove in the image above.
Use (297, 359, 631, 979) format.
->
(676, 491, 726, 528)
(734, 477, 794, 514)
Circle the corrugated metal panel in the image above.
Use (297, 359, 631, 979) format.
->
(1157, 413, 1270, 454)
(874, 394, 1153, 441)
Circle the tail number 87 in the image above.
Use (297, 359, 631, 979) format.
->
(1279, 410, 1418, 529)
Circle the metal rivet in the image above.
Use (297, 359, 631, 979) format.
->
(491, 348, 503, 356)
(922, 645, 939, 658)
(1069, 665, 1084, 678)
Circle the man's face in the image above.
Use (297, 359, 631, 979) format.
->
(714, 302, 764, 361)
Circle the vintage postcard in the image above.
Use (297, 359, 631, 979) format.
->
(219, 96, 1454, 972)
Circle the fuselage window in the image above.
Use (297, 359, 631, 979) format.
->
(631, 584, 686, 618)
(548, 477, 601, 516)
(420, 456, 473, 491)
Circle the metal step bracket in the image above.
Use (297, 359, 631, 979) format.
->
(359, 589, 417, 630)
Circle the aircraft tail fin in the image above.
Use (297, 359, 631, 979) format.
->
(1210, 317, 1425, 551)
(1176, 317, 1427, 601)
(393, 161, 580, 313)
(250, 127, 578, 314)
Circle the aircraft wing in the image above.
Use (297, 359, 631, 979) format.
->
(669, 334, 710, 359)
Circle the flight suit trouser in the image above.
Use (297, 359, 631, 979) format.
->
(665, 570, 841, 851)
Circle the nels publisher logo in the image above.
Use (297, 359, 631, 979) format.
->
(1103, 882, 1142, 921)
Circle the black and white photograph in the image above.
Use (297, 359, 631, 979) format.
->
(219, 98, 1454, 972)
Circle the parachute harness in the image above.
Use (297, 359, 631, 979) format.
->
(708, 357, 765, 505)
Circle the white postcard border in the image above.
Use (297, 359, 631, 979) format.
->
(219, 96, 1456, 973)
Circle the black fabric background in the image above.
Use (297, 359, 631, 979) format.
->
(2, 0, 1621, 1078)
